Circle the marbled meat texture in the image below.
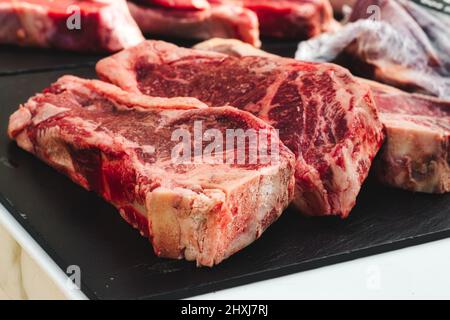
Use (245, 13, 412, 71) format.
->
(194, 38, 450, 193)
(96, 40, 385, 218)
(7, 76, 295, 266)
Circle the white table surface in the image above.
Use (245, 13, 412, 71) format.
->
(193, 237, 450, 299)
(0, 287, 8, 300)
(2, 202, 449, 300)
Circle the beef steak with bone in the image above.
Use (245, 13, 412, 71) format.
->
(97, 40, 385, 218)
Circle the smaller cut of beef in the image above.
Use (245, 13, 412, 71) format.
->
(366, 80, 450, 193)
(8, 76, 295, 266)
(209, 0, 338, 39)
(97, 40, 385, 218)
(0, 0, 144, 52)
(240, 0, 338, 40)
(127, 0, 260, 47)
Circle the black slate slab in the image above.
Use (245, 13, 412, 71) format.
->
(0, 52, 449, 300)
(0, 45, 102, 75)
(0, 38, 297, 75)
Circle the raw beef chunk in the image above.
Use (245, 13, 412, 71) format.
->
(367, 80, 450, 193)
(0, 0, 144, 52)
(196, 38, 449, 194)
(127, 0, 261, 46)
(8, 75, 295, 266)
(240, 0, 338, 40)
(97, 40, 385, 217)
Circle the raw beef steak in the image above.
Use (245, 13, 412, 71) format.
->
(0, 0, 144, 52)
(127, 1, 260, 47)
(196, 38, 449, 193)
(367, 80, 450, 193)
(240, 0, 338, 40)
(8, 75, 295, 266)
(97, 40, 385, 218)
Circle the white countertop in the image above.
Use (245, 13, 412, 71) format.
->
(1, 202, 449, 300)
(194, 237, 450, 299)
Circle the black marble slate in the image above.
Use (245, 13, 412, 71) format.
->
(0, 45, 102, 75)
(0, 56, 449, 300)
(0, 38, 297, 75)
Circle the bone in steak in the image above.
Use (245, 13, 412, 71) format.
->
(8, 75, 295, 266)
(209, 0, 338, 40)
(131, 0, 210, 10)
(367, 80, 450, 193)
(96, 40, 385, 218)
(127, 0, 260, 47)
(196, 38, 449, 193)
(0, 0, 145, 52)
(295, 0, 450, 98)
